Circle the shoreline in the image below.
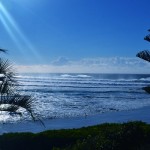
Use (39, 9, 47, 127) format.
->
(0, 105, 150, 134)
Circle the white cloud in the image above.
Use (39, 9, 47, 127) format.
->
(51, 57, 70, 66)
(15, 57, 150, 74)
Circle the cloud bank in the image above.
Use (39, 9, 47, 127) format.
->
(15, 57, 150, 74)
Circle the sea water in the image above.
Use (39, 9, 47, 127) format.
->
(1, 73, 150, 123)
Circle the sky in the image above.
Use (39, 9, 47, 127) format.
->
(0, 0, 150, 73)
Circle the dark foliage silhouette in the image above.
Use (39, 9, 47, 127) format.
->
(136, 50, 150, 62)
(136, 30, 150, 94)
(0, 49, 35, 120)
(136, 29, 150, 61)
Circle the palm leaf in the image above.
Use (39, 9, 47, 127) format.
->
(1, 105, 19, 112)
(136, 50, 150, 62)
(0, 80, 14, 95)
(0, 94, 44, 125)
(0, 59, 16, 92)
(143, 86, 150, 94)
(0, 59, 15, 75)
(0, 49, 7, 53)
(0, 49, 43, 125)
(0, 94, 45, 125)
(144, 34, 150, 42)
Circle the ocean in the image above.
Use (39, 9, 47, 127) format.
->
(1, 73, 150, 123)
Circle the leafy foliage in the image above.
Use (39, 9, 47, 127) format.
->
(144, 34, 150, 42)
(136, 29, 150, 62)
(136, 50, 150, 62)
(0, 49, 35, 120)
(0, 48, 7, 53)
(0, 121, 150, 150)
(136, 30, 150, 94)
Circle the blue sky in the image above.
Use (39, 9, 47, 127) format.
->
(0, 0, 150, 73)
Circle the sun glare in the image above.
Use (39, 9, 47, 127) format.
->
(0, 2, 41, 61)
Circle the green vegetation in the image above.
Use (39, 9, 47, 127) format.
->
(136, 29, 150, 63)
(136, 30, 150, 94)
(0, 121, 150, 150)
(0, 49, 40, 121)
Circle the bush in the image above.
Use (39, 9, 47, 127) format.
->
(0, 121, 150, 150)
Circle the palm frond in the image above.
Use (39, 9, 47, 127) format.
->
(0, 49, 7, 53)
(0, 81, 12, 95)
(13, 95, 33, 113)
(143, 86, 150, 94)
(0, 79, 16, 97)
(0, 94, 34, 118)
(144, 34, 150, 42)
(0, 94, 45, 125)
(136, 50, 150, 62)
(0, 105, 19, 112)
(0, 59, 16, 84)
(0, 49, 43, 124)
(0, 105, 22, 116)
(0, 59, 13, 74)
(2, 94, 32, 109)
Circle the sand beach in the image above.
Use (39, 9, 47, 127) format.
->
(0, 105, 150, 134)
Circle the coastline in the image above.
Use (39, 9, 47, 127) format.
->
(0, 105, 150, 134)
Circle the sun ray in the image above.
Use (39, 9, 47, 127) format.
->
(0, 12, 19, 46)
(0, 2, 42, 62)
(0, 11, 26, 53)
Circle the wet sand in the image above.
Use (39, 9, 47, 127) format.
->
(0, 106, 150, 134)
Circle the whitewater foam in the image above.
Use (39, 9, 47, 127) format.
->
(1, 73, 150, 123)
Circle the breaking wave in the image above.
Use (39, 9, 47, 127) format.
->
(1, 73, 150, 123)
